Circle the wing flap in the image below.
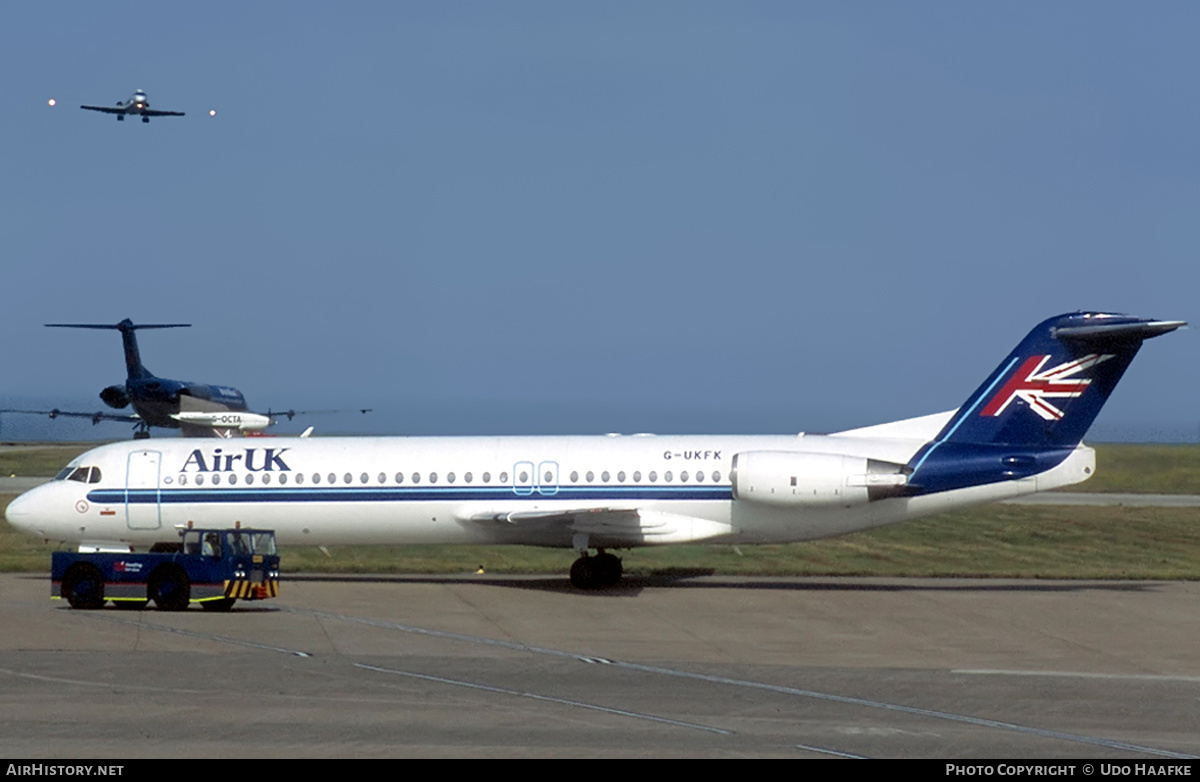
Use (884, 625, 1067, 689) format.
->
(467, 507, 734, 546)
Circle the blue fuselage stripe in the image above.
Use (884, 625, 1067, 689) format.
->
(92, 486, 735, 504)
(908, 355, 1020, 480)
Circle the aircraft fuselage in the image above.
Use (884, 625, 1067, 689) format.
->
(4, 433, 1096, 551)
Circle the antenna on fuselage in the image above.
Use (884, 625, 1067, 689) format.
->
(46, 319, 190, 379)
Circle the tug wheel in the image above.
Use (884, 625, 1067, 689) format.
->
(62, 564, 105, 610)
(148, 566, 190, 611)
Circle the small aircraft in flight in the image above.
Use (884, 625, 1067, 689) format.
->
(5, 311, 1184, 589)
(80, 89, 185, 123)
(1, 320, 335, 438)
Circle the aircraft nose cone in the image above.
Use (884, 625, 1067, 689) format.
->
(5, 490, 37, 534)
(5, 484, 62, 539)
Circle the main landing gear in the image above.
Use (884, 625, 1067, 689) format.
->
(569, 550, 623, 589)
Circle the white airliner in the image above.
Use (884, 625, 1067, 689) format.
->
(80, 89, 185, 123)
(5, 312, 1183, 588)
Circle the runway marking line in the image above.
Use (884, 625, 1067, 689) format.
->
(955, 669, 1200, 683)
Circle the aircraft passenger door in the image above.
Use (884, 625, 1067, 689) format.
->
(513, 461, 535, 496)
(126, 450, 162, 530)
(537, 461, 559, 496)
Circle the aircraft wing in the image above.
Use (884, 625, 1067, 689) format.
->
(80, 105, 124, 114)
(468, 507, 734, 547)
(0, 408, 140, 426)
(142, 109, 185, 117)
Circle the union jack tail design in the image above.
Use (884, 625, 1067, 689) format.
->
(904, 312, 1183, 495)
(980, 353, 1113, 421)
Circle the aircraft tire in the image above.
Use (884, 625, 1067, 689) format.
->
(62, 564, 106, 610)
(149, 566, 190, 611)
(570, 553, 623, 589)
(570, 556, 596, 589)
(593, 552, 623, 587)
(201, 598, 236, 612)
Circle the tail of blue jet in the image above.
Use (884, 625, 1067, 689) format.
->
(46, 319, 190, 381)
(906, 312, 1185, 494)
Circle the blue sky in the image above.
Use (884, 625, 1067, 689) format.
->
(1, 2, 1197, 441)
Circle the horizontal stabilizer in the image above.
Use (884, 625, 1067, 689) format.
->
(46, 321, 190, 331)
(1051, 319, 1185, 342)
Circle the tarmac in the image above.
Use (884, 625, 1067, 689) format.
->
(0, 572, 1197, 758)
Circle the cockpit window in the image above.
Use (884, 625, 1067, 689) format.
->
(63, 467, 99, 483)
(54, 467, 75, 481)
(88, 467, 102, 483)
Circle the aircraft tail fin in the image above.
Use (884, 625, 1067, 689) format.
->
(906, 312, 1183, 493)
(46, 319, 190, 380)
